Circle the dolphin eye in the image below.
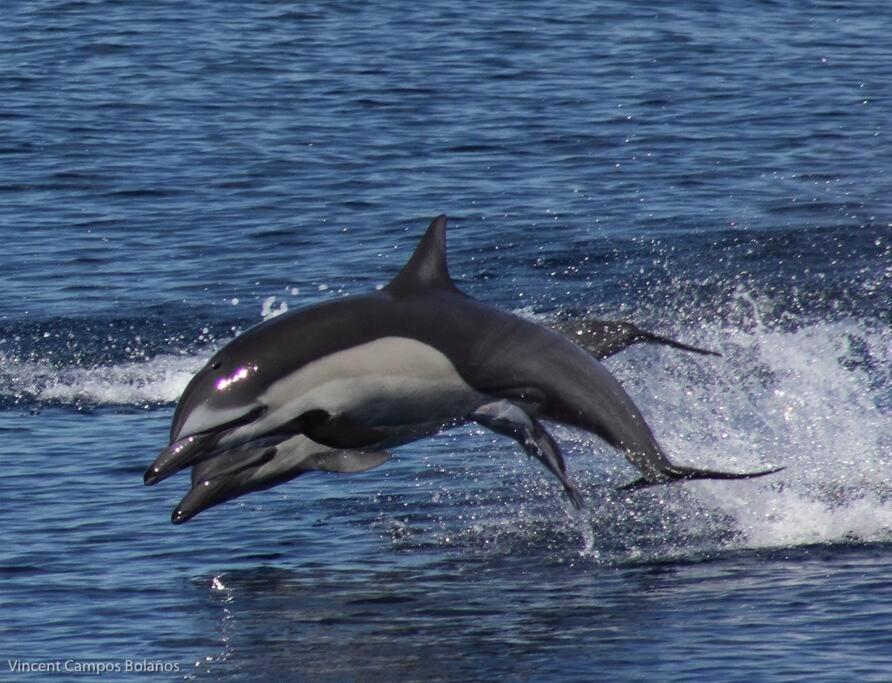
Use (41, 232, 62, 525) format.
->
(210, 361, 222, 370)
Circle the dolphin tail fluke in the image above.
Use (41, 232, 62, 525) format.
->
(551, 318, 721, 360)
(620, 464, 784, 491)
(637, 330, 722, 358)
(563, 480, 586, 510)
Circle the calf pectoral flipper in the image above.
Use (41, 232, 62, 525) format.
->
(471, 400, 585, 509)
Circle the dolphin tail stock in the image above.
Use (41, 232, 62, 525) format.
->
(620, 463, 785, 491)
(511, 335, 779, 495)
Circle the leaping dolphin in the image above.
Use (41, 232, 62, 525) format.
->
(146, 215, 780, 521)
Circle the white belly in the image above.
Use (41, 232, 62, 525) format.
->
(250, 336, 484, 439)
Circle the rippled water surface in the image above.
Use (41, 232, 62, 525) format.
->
(2, 1, 891, 681)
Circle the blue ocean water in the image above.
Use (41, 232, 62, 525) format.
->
(1, 1, 891, 680)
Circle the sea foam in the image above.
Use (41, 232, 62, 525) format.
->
(0, 352, 204, 408)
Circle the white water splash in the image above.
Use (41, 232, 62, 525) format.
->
(683, 319, 890, 549)
(0, 352, 204, 406)
(260, 296, 288, 320)
(597, 314, 892, 555)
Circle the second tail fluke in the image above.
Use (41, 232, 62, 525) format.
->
(621, 463, 784, 491)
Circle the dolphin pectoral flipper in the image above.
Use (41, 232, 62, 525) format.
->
(471, 400, 585, 509)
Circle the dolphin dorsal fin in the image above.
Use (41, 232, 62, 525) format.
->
(384, 215, 460, 295)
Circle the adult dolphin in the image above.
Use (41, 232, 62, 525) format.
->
(169, 316, 718, 523)
(145, 215, 779, 514)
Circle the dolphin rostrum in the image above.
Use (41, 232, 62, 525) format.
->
(146, 215, 780, 521)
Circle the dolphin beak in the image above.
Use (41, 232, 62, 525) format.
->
(171, 476, 227, 525)
(144, 405, 267, 486)
(171, 475, 229, 525)
(143, 433, 217, 486)
(170, 448, 279, 524)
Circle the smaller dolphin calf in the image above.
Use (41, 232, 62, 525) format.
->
(172, 436, 390, 524)
(147, 215, 780, 524)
